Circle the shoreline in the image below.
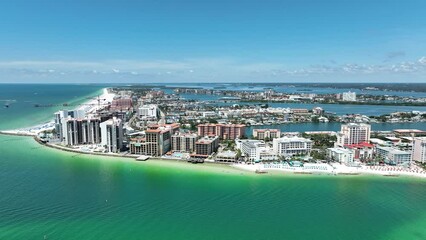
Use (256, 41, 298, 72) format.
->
(2, 131, 426, 180)
(1, 87, 426, 180)
(231, 162, 426, 179)
(0, 88, 114, 136)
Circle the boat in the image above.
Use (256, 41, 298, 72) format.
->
(383, 172, 399, 177)
(255, 169, 268, 174)
(136, 156, 149, 161)
(339, 172, 361, 175)
(294, 171, 312, 174)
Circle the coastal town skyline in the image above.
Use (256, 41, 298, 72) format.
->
(1, 0, 426, 83)
(1, 0, 426, 238)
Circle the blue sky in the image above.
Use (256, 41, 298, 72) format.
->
(0, 0, 425, 83)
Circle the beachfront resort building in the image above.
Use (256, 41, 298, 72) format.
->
(215, 150, 238, 162)
(100, 117, 124, 153)
(253, 129, 281, 140)
(236, 139, 278, 162)
(273, 136, 313, 157)
(197, 123, 245, 140)
(128, 123, 180, 156)
(238, 140, 265, 161)
(192, 136, 219, 158)
(145, 123, 180, 156)
(336, 123, 371, 147)
(171, 132, 198, 153)
(412, 137, 426, 163)
(129, 137, 146, 155)
(327, 147, 354, 164)
(376, 146, 412, 165)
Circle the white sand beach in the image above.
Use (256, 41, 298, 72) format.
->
(0, 88, 115, 136)
(232, 162, 426, 178)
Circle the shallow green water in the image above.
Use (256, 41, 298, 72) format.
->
(0, 84, 104, 130)
(1, 135, 426, 240)
(1, 84, 426, 240)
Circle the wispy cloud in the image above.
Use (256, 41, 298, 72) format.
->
(384, 51, 406, 62)
(0, 56, 425, 82)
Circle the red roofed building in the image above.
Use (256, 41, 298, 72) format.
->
(129, 123, 180, 156)
(344, 142, 374, 161)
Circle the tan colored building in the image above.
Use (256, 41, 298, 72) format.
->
(171, 132, 198, 153)
(129, 123, 180, 156)
(253, 129, 281, 140)
(197, 123, 245, 140)
(192, 136, 219, 158)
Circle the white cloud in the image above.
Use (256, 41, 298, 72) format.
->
(0, 56, 425, 82)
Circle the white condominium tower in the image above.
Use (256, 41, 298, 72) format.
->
(100, 117, 124, 153)
(61, 117, 101, 146)
(336, 123, 371, 147)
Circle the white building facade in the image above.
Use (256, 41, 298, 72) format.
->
(273, 137, 313, 157)
(342, 91, 357, 101)
(138, 105, 159, 119)
(100, 117, 124, 153)
(327, 147, 354, 164)
(376, 146, 412, 165)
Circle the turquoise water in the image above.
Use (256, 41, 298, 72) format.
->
(162, 83, 426, 115)
(0, 84, 105, 130)
(1, 84, 426, 240)
(247, 122, 426, 136)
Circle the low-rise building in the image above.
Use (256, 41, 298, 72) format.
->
(327, 147, 354, 164)
(376, 146, 412, 165)
(215, 150, 238, 162)
(253, 129, 281, 140)
(344, 142, 374, 161)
